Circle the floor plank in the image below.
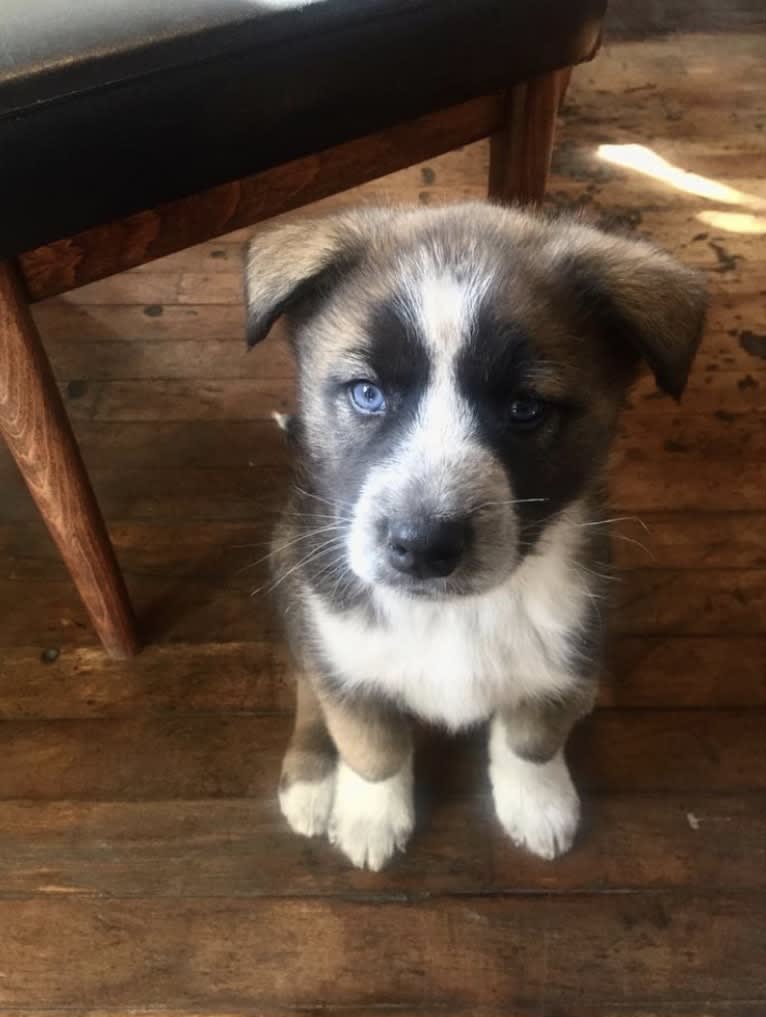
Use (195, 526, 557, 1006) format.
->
(0, 896, 762, 1011)
(0, 635, 763, 720)
(6, 458, 765, 520)
(0, 793, 762, 897)
(49, 370, 765, 423)
(0, 711, 763, 801)
(0, 566, 762, 651)
(2, 410, 763, 477)
(1, 512, 764, 574)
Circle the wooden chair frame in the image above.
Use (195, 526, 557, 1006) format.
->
(0, 70, 569, 657)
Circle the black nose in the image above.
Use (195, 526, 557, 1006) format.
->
(386, 518, 468, 579)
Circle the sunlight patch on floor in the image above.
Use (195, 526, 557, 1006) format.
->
(597, 143, 766, 233)
(696, 210, 766, 234)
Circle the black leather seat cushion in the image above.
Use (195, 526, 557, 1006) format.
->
(0, 0, 605, 259)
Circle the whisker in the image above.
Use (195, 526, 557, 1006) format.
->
(229, 514, 349, 550)
(285, 511, 352, 521)
(312, 553, 352, 595)
(609, 532, 656, 560)
(473, 497, 551, 510)
(240, 526, 346, 576)
(291, 484, 342, 511)
(578, 564, 622, 584)
(575, 515, 651, 533)
(253, 536, 344, 597)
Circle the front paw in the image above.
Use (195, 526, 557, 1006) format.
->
(279, 770, 336, 838)
(328, 759, 415, 871)
(489, 724, 580, 860)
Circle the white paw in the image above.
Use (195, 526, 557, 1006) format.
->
(279, 771, 336, 837)
(328, 759, 415, 871)
(489, 721, 580, 860)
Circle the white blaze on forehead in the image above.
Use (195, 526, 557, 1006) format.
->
(418, 273, 472, 352)
(403, 268, 490, 481)
(406, 266, 489, 358)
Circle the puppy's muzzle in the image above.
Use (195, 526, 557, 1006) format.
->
(384, 517, 470, 580)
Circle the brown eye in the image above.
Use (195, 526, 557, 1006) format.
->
(508, 395, 546, 429)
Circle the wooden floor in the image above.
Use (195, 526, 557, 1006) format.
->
(1, 28, 765, 1017)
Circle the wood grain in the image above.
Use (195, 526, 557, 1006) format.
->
(489, 70, 567, 203)
(1, 457, 762, 524)
(0, 635, 763, 719)
(0, 710, 762, 801)
(4, 1009, 764, 1017)
(0, 794, 762, 897)
(1, 511, 762, 575)
(0, 564, 760, 652)
(611, 569, 765, 635)
(32, 300, 246, 342)
(59, 272, 181, 305)
(0, 632, 762, 721)
(603, 635, 766, 707)
(4, 409, 762, 482)
(40, 371, 764, 424)
(37, 311, 766, 382)
(0, 263, 138, 658)
(0, 895, 761, 1010)
(19, 95, 506, 301)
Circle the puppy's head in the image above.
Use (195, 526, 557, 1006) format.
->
(246, 203, 706, 599)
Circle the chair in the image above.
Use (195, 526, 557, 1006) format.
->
(0, 0, 606, 657)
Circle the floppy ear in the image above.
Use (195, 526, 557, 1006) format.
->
(550, 223, 708, 399)
(243, 209, 392, 348)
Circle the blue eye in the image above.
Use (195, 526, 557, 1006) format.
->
(349, 380, 386, 415)
(508, 395, 545, 428)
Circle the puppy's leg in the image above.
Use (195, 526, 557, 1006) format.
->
(322, 694, 414, 871)
(279, 674, 337, 837)
(489, 686, 595, 860)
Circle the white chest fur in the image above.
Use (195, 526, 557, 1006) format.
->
(307, 515, 592, 730)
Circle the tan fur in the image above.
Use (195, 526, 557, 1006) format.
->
(317, 691, 412, 784)
(496, 684, 598, 763)
(280, 672, 411, 789)
(279, 674, 336, 788)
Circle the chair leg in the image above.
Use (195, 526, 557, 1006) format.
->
(0, 261, 139, 658)
(556, 67, 573, 111)
(488, 67, 570, 204)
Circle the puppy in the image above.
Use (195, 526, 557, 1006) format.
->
(244, 202, 706, 871)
